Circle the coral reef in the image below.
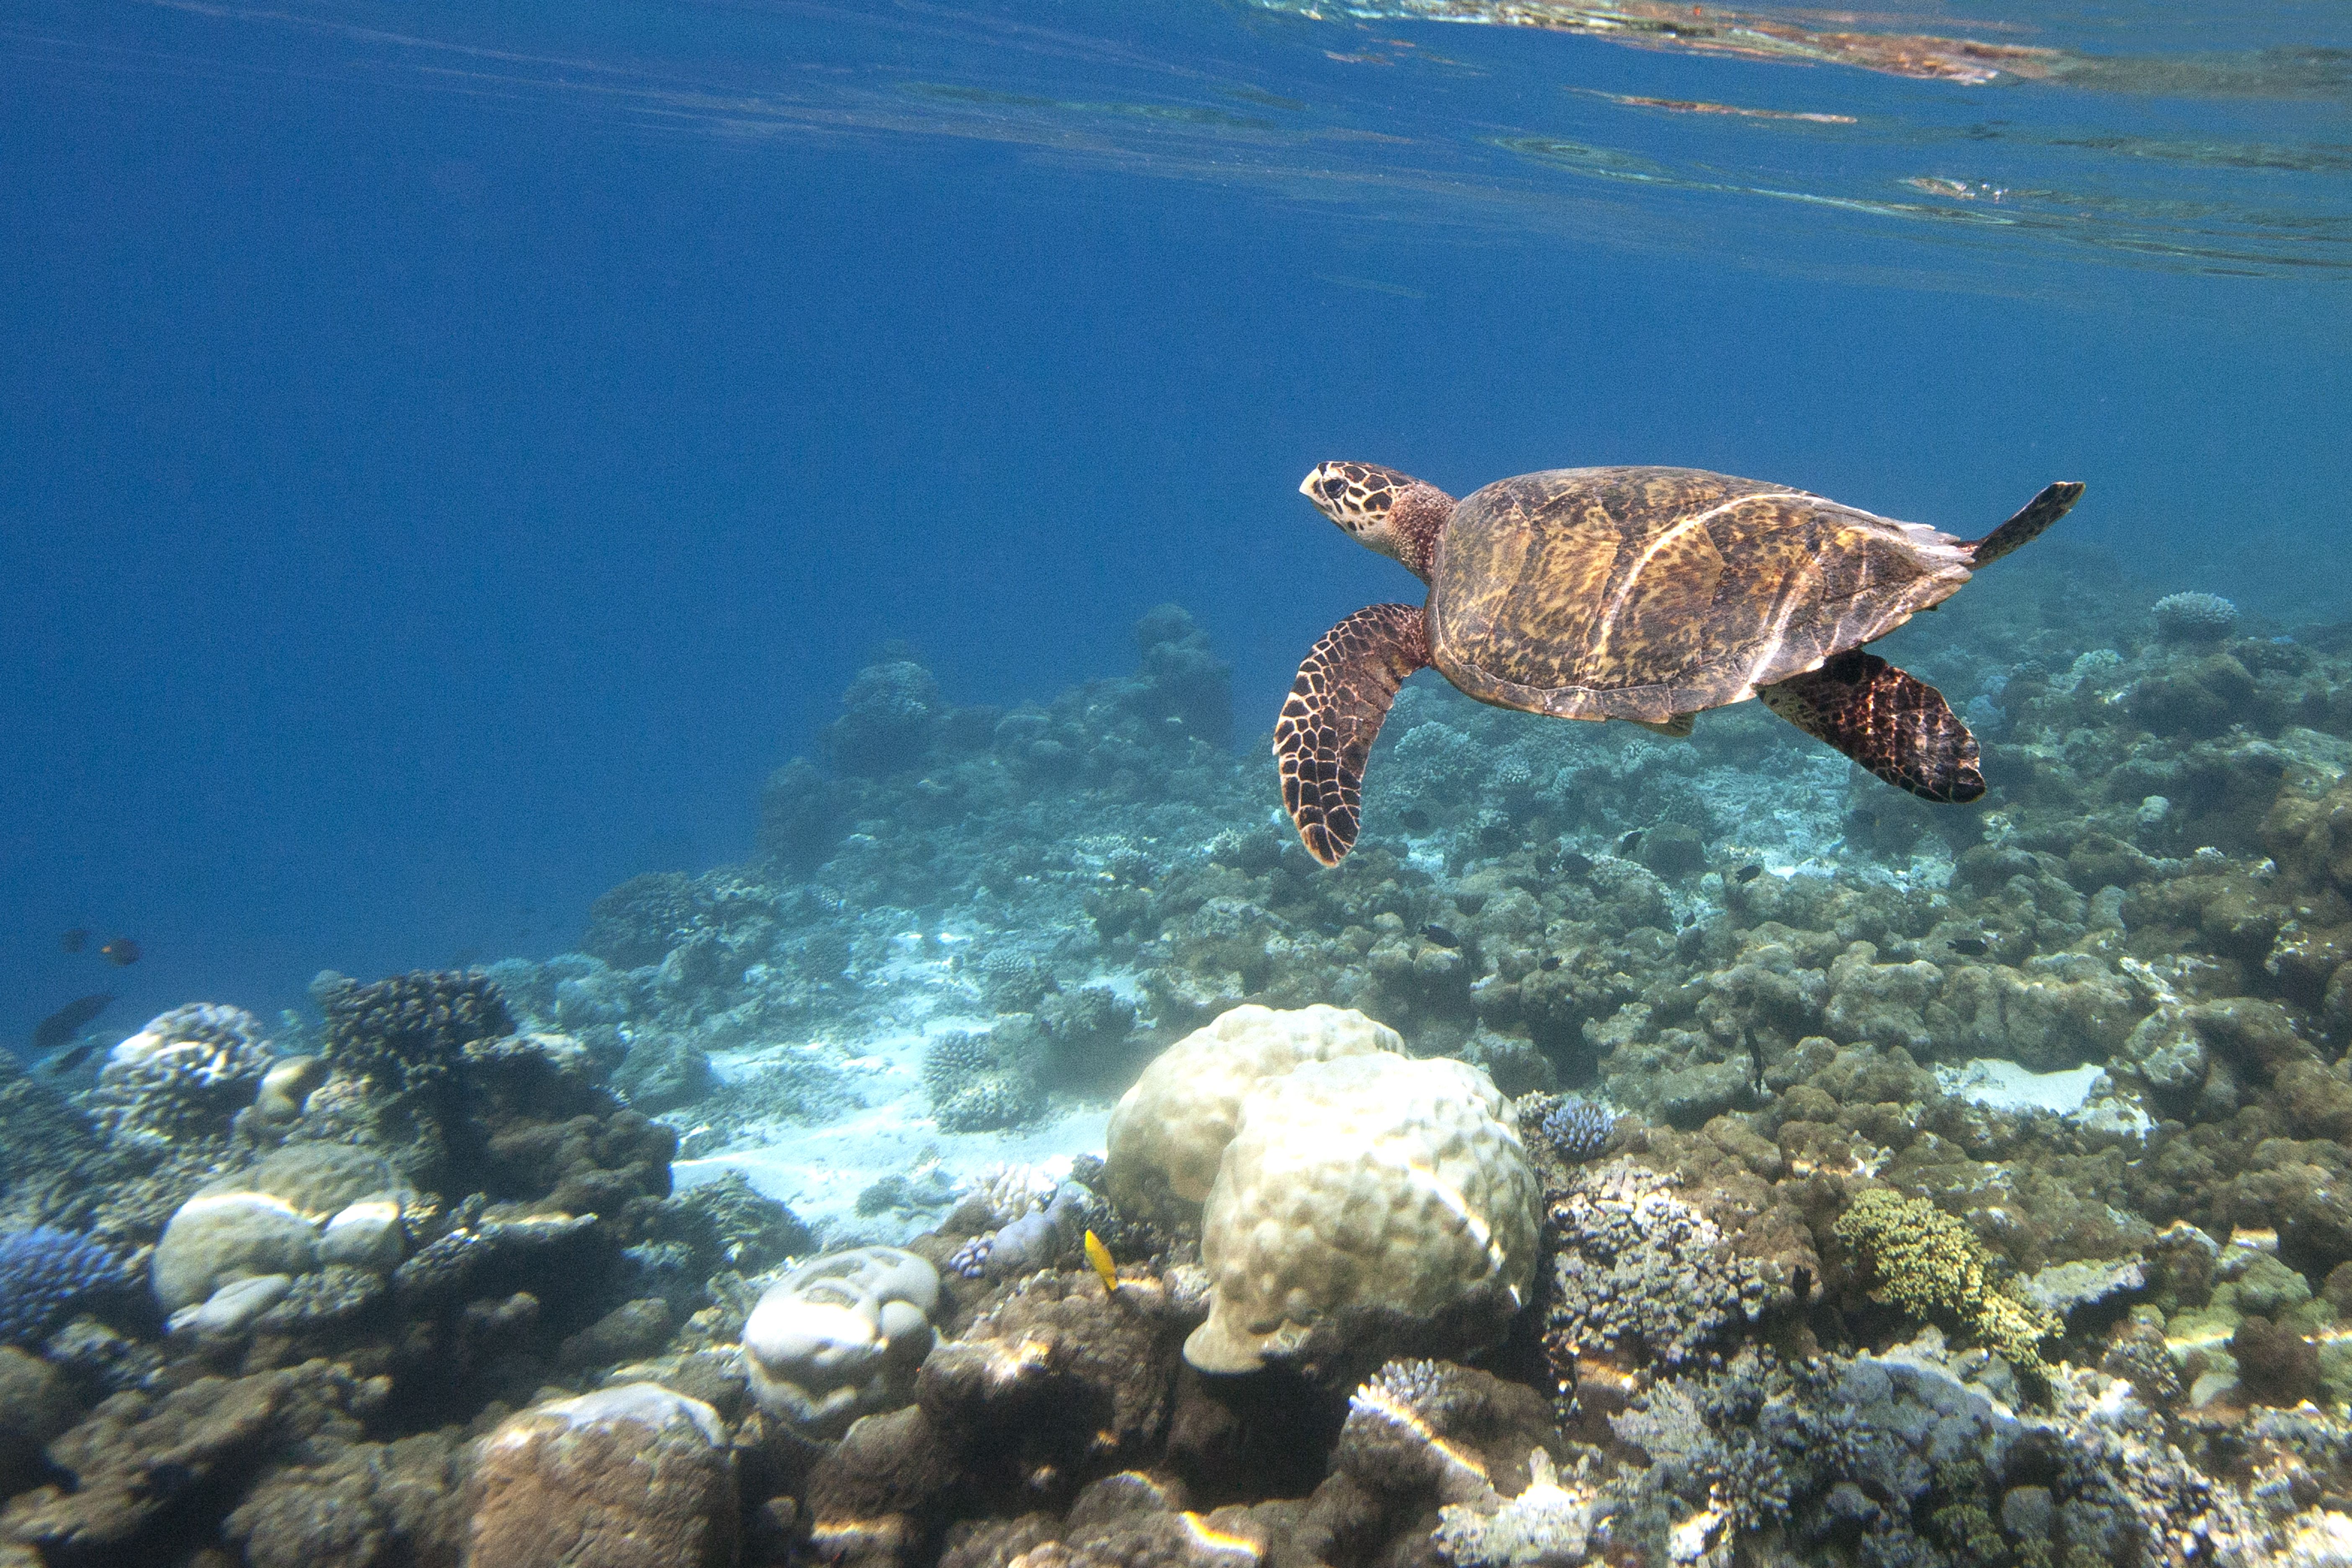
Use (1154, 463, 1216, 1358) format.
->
(826, 649, 946, 777)
(89, 1002, 275, 1148)
(20, 578, 2352, 1563)
(921, 1030, 1044, 1133)
(1433, 1447, 1597, 1567)
(1542, 1158, 1779, 1376)
(315, 968, 514, 1100)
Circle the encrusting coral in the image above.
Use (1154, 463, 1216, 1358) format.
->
(1835, 1186, 2062, 1379)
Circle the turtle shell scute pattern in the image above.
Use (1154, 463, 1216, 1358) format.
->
(1429, 466, 1975, 724)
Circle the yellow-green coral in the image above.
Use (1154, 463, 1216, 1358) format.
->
(1833, 1188, 2060, 1377)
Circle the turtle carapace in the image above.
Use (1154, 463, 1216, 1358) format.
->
(1275, 462, 2082, 867)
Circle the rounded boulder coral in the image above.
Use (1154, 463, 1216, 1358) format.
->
(1186, 1052, 1537, 1379)
(1104, 1003, 1403, 1229)
(740, 1246, 940, 1438)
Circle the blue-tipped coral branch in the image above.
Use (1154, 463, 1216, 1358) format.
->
(0, 1226, 126, 1349)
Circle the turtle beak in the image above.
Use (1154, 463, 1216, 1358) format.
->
(1299, 465, 1344, 524)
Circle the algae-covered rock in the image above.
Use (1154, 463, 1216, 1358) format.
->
(1927, 954, 2144, 1071)
(0, 1348, 79, 1503)
(224, 1427, 470, 1568)
(465, 1384, 736, 1568)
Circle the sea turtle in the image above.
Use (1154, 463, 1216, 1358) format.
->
(1275, 463, 2083, 866)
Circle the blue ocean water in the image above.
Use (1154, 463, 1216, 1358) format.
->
(7, 2, 2352, 1559)
(5, 0, 2344, 1041)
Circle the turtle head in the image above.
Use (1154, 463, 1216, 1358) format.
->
(1300, 462, 1455, 582)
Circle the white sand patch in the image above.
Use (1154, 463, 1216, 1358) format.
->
(1936, 1057, 2153, 1137)
(671, 1011, 1114, 1245)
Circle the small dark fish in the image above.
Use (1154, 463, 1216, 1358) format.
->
(1399, 808, 1431, 832)
(1421, 923, 1462, 949)
(46, 1040, 101, 1073)
(1539, 954, 1563, 971)
(1947, 936, 1990, 957)
(34, 993, 113, 1055)
(60, 928, 90, 954)
(1558, 851, 1594, 877)
(99, 937, 141, 966)
(1734, 864, 1762, 884)
(1617, 830, 1643, 854)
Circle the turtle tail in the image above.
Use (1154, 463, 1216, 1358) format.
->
(1965, 481, 2084, 567)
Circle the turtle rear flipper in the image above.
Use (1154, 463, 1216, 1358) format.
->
(1275, 603, 1431, 865)
(1759, 651, 1985, 804)
(1966, 481, 2084, 567)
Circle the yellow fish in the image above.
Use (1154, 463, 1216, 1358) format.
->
(1083, 1228, 1117, 1293)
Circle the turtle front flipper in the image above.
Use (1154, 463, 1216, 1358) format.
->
(1275, 603, 1431, 866)
(1759, 651, 1985, 804)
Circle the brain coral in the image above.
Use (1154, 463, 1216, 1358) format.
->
(1104, 1003, 1403, 1228)
(1186, 1051, 1538, 1377)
